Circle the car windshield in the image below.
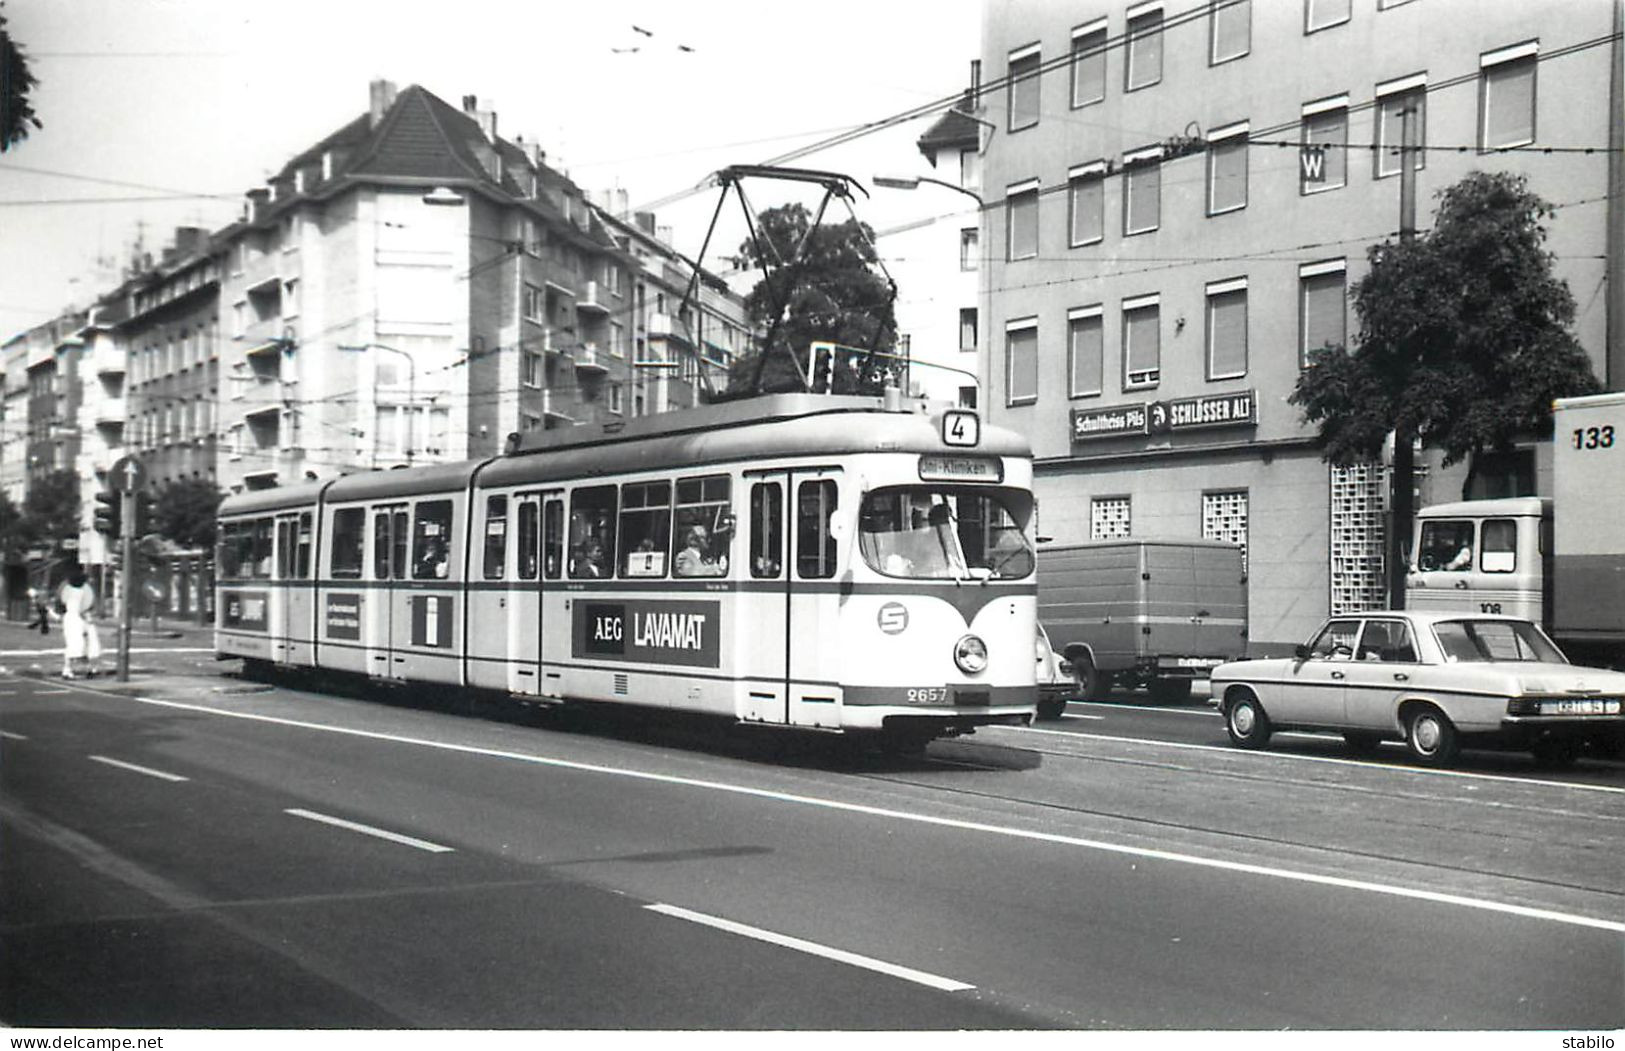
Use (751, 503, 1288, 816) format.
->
(1432, 619, 1568, 664)
(858, 486, 1034, 580)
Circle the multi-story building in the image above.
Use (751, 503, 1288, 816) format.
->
(72, 292, 134, 568)
(977, 0, 1625, 649)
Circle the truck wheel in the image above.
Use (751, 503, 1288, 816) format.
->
(1404, 706, 1460, 766)
(1148, 678, 1193, 705)
(1071, 655, 1103, 701)
(1224, 691, 1271, 749)
(1035, 698, 1067, 720)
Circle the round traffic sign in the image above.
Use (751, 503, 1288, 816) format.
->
(109, 455, 147, 493)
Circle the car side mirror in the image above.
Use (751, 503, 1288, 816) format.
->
(1293, 644, 1311, 660)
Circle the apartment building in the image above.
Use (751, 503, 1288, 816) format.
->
(977, 0, 1625, 648)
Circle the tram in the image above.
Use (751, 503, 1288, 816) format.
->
(215, 392, 1038, 748)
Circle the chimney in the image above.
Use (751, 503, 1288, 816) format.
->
(246, 187, 270, 222)
(462, 93, 497, 142)
(634, 211, 657, 236)
(174, 226, 208, 257)
(369, 79, 398, 129)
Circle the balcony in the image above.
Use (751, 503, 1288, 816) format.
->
(647, 313, 693, 347)
(573, 344, 609, 377)
(540, 389, 575, 425)
(577, 281, 611, 316)
(94, 397, 126, 425)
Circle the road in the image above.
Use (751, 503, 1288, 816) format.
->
(1, 627, 1622, 1030)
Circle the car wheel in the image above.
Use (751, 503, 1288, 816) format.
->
(1530, 737, 1580, 767)
(1342, 731, 1383, 755)
(1404, 706, 1460, 766)
(1071, 655, 1104, 701)
(1035, 698, 1066, 721)
(1224, 691, 1272, 749)
(1148, 678, 1193, 705)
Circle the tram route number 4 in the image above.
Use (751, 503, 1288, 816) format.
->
(941, 410, 980, 448)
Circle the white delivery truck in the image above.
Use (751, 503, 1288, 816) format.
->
(1407, 391, 1625, 668)
(1036, 538, 1248, 713)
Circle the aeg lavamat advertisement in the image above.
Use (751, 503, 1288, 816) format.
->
(575, 600, 721, 668)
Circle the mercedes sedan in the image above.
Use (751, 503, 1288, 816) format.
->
(1211, 612, 1625, 766)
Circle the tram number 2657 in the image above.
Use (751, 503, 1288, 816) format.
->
(907, 687, 950, 704)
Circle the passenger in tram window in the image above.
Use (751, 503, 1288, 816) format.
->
(416, 535, 449, 579)
(572, 540, 607, 578)
(675, 525, 726, 577)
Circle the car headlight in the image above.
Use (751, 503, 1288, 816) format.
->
(955, 634, 988, 674)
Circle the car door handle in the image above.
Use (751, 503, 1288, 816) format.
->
(1331, 670, 1345, 680)
(1393, 672, 1409, 682)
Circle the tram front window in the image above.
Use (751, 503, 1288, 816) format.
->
(858, 487, 1034, 580)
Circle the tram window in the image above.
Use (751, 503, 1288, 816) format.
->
(750, 482, 783, 578)
(518, 501, 540, 580)
(217, 521, 251, 580)
(569, 485, 617, 578)
(331, 508, 365, 578)
(297, 512, 313, 579)
(276, 520, 295, 579)
(249, 518, 273, 579)
(797, 479, 839, 579)
(373, 514, 392, 579)
(674, 474, 731, 578)
(413, 500, 453, 580)
(392, 510, 409, 579)
(619, 480, 671, 577)
(543, 500, 563, 579)
(483, 495, 508, 580)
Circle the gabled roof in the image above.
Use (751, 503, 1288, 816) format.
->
(916, 107, 983, 165)
(345, 86, 492, 184)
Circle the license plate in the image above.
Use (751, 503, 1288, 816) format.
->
(1538, 698, 1622, 716)
(1173, 658, 1220, 669)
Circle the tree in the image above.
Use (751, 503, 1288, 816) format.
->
(151, 478, 223, 550)
(0, 488, 23, 557)
(1291, 171, 1600, 598)
(1, 5, 43, 152)
(723, 202, 898, 398)
(18, 469, 80, 553)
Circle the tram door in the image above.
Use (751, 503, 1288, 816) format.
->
(505, 492, 553, 696)
(366, 503, 410, 680)
(273, 511, 313, 665)
(538, 495, 566, 699)
(743, 469, 842, 728)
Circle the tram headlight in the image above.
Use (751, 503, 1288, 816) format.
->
(954, 634, 989, 675)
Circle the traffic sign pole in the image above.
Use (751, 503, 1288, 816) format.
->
(118, 490, 134, 682)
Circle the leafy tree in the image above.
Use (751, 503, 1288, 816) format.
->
(0, 488, 23, 556)
(1291, 172, 1600, 599)
(1, 5, 43, 152)
(151, 478, 223, 550)
(18, 469, 80, 552)
(723, 202, 898, 398)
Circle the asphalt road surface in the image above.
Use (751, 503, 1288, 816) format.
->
(1, 642, 1621, 1031)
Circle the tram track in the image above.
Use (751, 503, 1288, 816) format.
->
(837, 736, 1625, 907)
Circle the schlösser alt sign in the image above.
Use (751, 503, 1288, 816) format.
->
(1072, 390, 1257, 443)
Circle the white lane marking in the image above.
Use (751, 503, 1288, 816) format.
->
(1073, 701, 1219, 717)
(57, 689, 1625, 934)
(1, 730, 29, 741)
(646, 903, 974, 992)
(88, 754, 190, 783)
(284, 808, 455, 854)
(36, 689, 71, 695)
(0, 647, 215, 658)
(1022, 728, 1625, 796)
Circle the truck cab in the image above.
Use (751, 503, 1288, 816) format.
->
(1406, 497, 1549, 621)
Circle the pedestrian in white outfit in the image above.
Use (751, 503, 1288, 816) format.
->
(57, 567, 103, 679)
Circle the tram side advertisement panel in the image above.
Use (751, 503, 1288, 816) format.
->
(574, 599, 722, 668)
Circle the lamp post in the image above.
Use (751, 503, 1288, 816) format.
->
(339, 342, 416, 465)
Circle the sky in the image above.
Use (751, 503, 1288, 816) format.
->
(0, 0, 982, 344)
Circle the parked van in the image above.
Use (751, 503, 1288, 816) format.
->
(1036, 539, 1248, 708)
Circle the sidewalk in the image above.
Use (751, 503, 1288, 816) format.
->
(0, 612, 218, 685)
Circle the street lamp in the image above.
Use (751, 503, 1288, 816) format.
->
(339, 343, 416, 465)
(872, 174, 985, 206)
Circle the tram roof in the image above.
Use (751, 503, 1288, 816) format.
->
(479, 394, 1029, 489)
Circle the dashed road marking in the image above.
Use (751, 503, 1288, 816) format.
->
(284, 808, 454, 853)
(88, 754, 190, 782)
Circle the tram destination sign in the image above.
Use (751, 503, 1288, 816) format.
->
(1072, 390, 1258, 444)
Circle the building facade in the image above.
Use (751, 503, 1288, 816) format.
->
(977, 0, 1625, 649)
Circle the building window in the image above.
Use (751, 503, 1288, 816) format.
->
(1211, 0, 1250, 64)
(1091, 496, 1131, 540)
(1202, 490, 1249, 573)
(960, 227, 979, 271)
(1305, 0, 1350, 33)
(1122, 295, 1160, 389)
(608, 382, 624, 415)
(522, 351, 543, 388)
(1005, 319, 1038, 405)
(960, 148, 981, 195)
(1375, 77, 1427, 178)
(1480, 43, 1537, 151)
(959, 308, 978, 353)
(1299, 260, 1347, 365)
(1301, 96, 1348, 193)
(1123, 151, 1161, 236)
(1068, 164, 1105, 246)
(1125, 5, 1163, 91)
(1007, 46, 1041, 132)
(1067, 307, 1103, 398)
(1206, 122, 1249, 215)
(523, 283, 544, 322)
(1007, 181, 1039, 261)
(1070, 19, 1107, 108)
(1206, 278, 1248, 380)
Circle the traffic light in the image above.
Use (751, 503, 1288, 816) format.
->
(820, 345, 837, 393)
(93, 490, 120, 537)
(135, 488, 156, 537)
